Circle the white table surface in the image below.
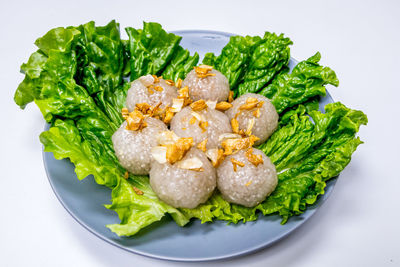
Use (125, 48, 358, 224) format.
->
(1, 0, 399, 266)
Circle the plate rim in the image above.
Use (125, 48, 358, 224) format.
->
(42, 29, 337, 262)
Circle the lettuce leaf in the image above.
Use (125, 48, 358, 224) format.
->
(261, 52, 339, 113)
(182, 102, 367, 224)
(237, 32, 292, 96)
(40, 119, 121, 187)
(203, 35, 262, 89)
(105, 176, 189, 236)
(15, 20, 367, 237)
(162, 46, 199, 82)
(203, 33, 292, 96)
(126, 22, 180, 80)
(40, 119, 188, 235)
(126, 22, 198, 82)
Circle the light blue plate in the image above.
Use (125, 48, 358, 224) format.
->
(43, 30, 336, 262)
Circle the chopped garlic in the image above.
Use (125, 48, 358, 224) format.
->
(132, 186, 144, 195)
(165, 79, 175, 86)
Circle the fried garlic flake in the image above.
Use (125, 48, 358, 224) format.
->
(190, 99, 207, 111)
(221, 135, 260, 155)
(231, 118, 239, 133)
(194, 65, 216, 78)
(206, 148, 225, 168)
(228, 91, 234, 103)
(215, 101, 233, 111)
(125, 110, 147, 131)
(176, 78, 183, 89)
(121, 107, 129, 119)
(199, 121, 209, 133)
(132, 186, 144, 195)
(197, 138, 208, 152)
(165, 79, 175, 86)
(245, 180, 253, 187)
(166, 137, 193, 164)
(245, 147, 264, 167)
(231, 158, 245, 172)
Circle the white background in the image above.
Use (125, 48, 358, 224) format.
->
(1, 0, 399, 266)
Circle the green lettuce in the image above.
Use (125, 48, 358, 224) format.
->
(40, 119, 188, 235)
(203, 35, 262, 89)
(260, 52, 339, 113)
(106, 175, 189, 236)
(126, 22, 198, 81)
(182, 102, 367, 224)
(15, 20, 367, 237)
(203, 32, 292, 96)
(15, 21, 199, 237)
(162, 46, 199, 81)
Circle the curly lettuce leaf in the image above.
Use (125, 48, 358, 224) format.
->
(73, 20, 128, 127)
(203, 35, 262, 89)
(106, 176, 189, 236)
(40, 119, 121, 187)
(15, 20, 367, 237)
(261, 52, 339, 113)
(237, 32, 292, 96)
(126, 22, 181, 80)
(203, 32, 292, 96)
(41, 119, 188, 235)
(14, 27, 80, 109)
(183, 102, 367, 224)
(162, 46, 199, 82)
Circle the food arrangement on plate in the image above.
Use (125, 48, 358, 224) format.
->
(14, 20, 367, 237)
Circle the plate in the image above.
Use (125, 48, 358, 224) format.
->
(43, 30, 336, 262)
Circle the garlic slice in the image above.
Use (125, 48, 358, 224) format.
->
(156, 130, 180, 145)
(171, 98, 184, 113)
(151, 146, 167, 164)
(190, 111, 205, 122)
(218, 133, 242, 142)
(139, 74, 155, 87)
(176, 157, 203, 170)
(206, 100, 217, 110)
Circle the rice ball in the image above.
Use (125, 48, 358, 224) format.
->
(182, 69, 230, 102)
(126, 75, 178, 111)
(150, 148, 216, 209)
(226, 93, 278, 145)
(112, 117, 167, 175)
(217, 148, 277, 207)
(170, 106, 232, 149)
